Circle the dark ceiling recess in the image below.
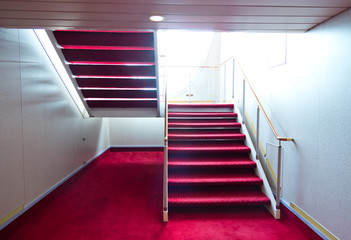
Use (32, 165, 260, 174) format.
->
(53, 30, 159, 117)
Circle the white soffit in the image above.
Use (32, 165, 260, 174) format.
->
(0, 0, 350, 32)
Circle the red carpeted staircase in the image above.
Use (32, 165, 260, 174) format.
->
(51, 30, 159, 117)
(167, 103, 270, 209)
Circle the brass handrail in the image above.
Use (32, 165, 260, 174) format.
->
(235, 58, 293, 142)
(228, 57, 294, 213)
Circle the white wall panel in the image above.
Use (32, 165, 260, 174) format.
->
(312, 11, 351, 237)
(109, 118, 164, 146)
(0, 29, 25, 220)
(0, 28, 110, 222)
(19, 29, 110, 205)
(220, 8, 351, 239)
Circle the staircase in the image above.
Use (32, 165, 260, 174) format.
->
(50, 30, 159, 117)
(166, 103, 271, 214)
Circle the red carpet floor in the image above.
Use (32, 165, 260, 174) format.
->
(0, 150, 321, 240)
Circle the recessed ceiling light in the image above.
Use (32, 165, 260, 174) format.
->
(149, 15, 165, 22)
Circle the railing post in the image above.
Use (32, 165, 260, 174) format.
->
(232, 59, 235, 99)
(242, 79, 246, 125)
(256, 105, 260, 160)
(223, 65, 227, 102)
(163, 71, 169, 222)
(276, 140, 282, 210)
(188, 70, 192, 103)
(163, 138, 168, 222)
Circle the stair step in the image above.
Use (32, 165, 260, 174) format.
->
(168, 132, 246, 140)
(168, 153, 256, 169)
(168, 128, 242, 134)
(87, 100, 157, 108)
(168, 187, 270, 207)
(168, 173, 263, 186)
(76, 78, 156, 88)
(168, 120, 241, 128)
(168, 112, 237, 118)
(62, 49, 155, 63)
(168, 141, 251, 153)
(169, 103, 234, 109)
(168, 159, 256, 169)
(53, 31, 155, 47)
(169, 119, 238, 123)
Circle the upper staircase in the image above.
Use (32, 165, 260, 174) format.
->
(49, 30, 159, 117)
(165, 103, 273, 217)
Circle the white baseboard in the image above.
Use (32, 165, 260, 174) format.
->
(280, 199, 333, 240)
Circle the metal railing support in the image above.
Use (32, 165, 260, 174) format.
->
(242, 79, 246, 125)
(234, 58, 293, 217)
(163, 138, 168, 222)
(256, 105, 260, 160)
(232, 59, 235, 99)
(276, 140, 282, 210)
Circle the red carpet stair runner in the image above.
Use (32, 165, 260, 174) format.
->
(167, 103, 270, 209)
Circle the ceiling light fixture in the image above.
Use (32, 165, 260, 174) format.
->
(149, 15, 165, 22)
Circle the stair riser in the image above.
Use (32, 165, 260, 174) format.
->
(168, 149, 251, 154)
(168, 108, 233, 113)
(168, 123, 241, 128)
(168, 181, 263, 187)
(168, 163, 256, 170)
(168, 165, 256, 169)
(168, 129, 242, 133)
(168, 200, 271, 207)
(168, 112, 238, 118)
(168, 137, 246, 141)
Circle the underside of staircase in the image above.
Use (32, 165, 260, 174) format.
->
(48, 30, 159, 117)
(166, 103, 276, 219)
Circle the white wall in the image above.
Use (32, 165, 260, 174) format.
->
(220, 9, 351, 239)
(0, 29, 110, 225)
(109, 118, 164, 146)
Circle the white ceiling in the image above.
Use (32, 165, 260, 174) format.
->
(0, 0, 350, 32)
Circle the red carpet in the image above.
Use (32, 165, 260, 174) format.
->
(167, 103, 271, 208)
(0, 150, 321, 240)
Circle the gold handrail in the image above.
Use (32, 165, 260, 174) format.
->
(229, 57, 293, 214)
(235, 58, 294, 142)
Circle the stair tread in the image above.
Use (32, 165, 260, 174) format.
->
(168, 112, 237, 118)
(168, 141, 251, 153)
(168, 103, 234, 108)
(168, 159, 256, 168)
(168, 129, 242, 134)
(168, 172, 263, 185)
(168, 189, 270, 206)
(168, 153, 255, 167)
(168, 132, 246, 140)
